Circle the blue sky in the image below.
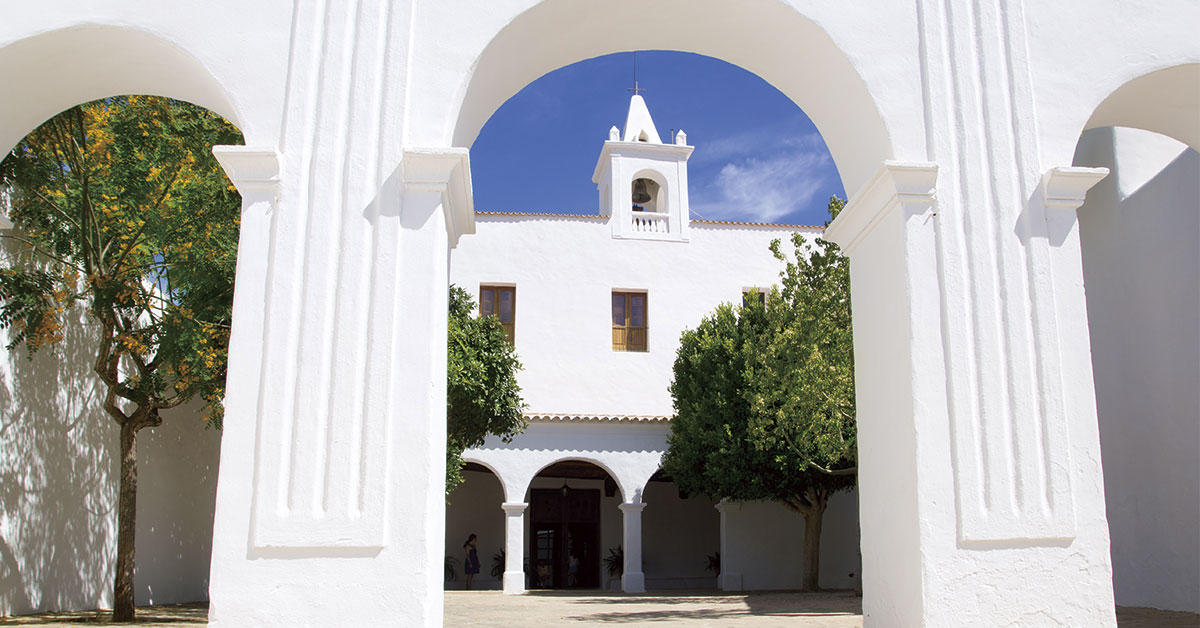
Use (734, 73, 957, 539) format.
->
(469, 51, 846, 227)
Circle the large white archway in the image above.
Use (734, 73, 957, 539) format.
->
(1071, 63, 1200, 614)
(0, 26, 247, 158)
(1082, 64, 1200, 151)
(0, 25, 251, 616)
(408, 0, 915, 196)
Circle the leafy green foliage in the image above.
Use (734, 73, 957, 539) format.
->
(0, 96, 241, 426)
(662, 197, 855, 589)
(446, 285, 526, 493)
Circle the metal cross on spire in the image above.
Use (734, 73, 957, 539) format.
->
(627, 51, 645, 95)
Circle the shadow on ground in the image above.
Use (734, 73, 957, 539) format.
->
(0, 602, 206, 626)
(4, 597, 1199, 627)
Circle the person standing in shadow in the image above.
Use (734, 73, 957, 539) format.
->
(463, 534, 481, 590)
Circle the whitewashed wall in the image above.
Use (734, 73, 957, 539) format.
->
(1075, 127, 1200, 613)
(451, 215, 820, 417)
(719, 492, 860, 591)
(0, 299, 221, 615)
(641, 482, 720, 590)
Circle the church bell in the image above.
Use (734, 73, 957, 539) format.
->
(631, 178, 652, 204)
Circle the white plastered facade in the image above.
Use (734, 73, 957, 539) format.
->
(445, 107, 862, 589)
(0, 2, 1196, 626)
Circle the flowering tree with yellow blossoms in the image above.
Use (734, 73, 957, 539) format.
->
(0, 96, 241, 621)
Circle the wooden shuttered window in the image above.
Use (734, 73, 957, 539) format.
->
(611, 292, 648, 352)
(480, 285, 515, 343)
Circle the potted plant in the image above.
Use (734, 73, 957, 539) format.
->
(705, 552, 721, 577)
(491, 549, 506, 581)
(603, 546, 624, 591)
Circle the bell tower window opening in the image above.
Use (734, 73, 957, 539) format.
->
(631, 177, 661, 213)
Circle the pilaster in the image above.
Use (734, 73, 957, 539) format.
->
(825, 161, 940, 628)
(206, 2, 458, 626)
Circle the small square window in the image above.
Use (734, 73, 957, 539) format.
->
(480, 285, 515, 343)
(742, 289, 766, 307)
(612, 291, 648, 352)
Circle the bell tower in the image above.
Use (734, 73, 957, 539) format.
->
(592, 94, 694, 242)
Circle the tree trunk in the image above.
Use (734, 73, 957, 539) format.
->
(112, 422, 138, 622)
(800, 502, 826, 592)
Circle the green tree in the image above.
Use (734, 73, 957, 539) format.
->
(446, 285, 526, 493)
(663, 196, 855, 592)
(0, 96, 242, 621)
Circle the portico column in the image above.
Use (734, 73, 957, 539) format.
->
(500, 502, 528, 594)
(618, 502, 646, 593)
(713, 501, 742, 591)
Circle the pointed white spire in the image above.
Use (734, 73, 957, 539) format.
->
(621, 95, 662, 143)
(609, 125, 620, 141)
(674, 129, 687, 146)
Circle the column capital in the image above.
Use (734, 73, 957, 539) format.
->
(211, 145, 281, 206)
(618, 502, 646, 513)
(714, 500, 741, 514)
(1039, 166, 1109, 211)
(824, 161, 938, 256)
(500, 502, 528, 515)
(401, 147, 475, 248)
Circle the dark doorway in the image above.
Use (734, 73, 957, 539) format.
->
(529, 488, 601, 589)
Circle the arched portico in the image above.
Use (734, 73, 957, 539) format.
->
(461, 418, 666, 594)
(1, 2, 1196, 627)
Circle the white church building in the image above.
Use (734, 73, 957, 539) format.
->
(444, 95, 861, 594)
(0, 2, 1197, 626)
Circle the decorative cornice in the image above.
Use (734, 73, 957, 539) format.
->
(1039, 166, 1109, 211)
(524, 412, 671, 423)
(211, 146, 281, 206)
(824, 161, 938, 256)
(401, 147, 475, 247)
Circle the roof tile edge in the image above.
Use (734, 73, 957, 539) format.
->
(525, 412, 672, 423)
(475, 211, 824, 230)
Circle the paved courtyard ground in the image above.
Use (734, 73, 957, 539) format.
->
(0, 594, 1196, 627)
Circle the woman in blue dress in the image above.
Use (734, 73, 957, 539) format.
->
(463, 534, 481, 590)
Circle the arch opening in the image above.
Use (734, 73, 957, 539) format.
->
(444, 461, 506, 590)
(1072, 65, 1200, 614)
(0, 94, 244, 617)
(0, 26, 244, 160)
(444, 0, 893, 196)
(525, 458, 623, 590)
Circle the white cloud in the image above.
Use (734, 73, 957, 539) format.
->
(690, 138, 833, 224)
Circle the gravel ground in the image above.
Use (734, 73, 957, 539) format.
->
(1, 594, 1196, 627)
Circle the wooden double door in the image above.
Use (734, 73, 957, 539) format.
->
(529, 488, 601, 589)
